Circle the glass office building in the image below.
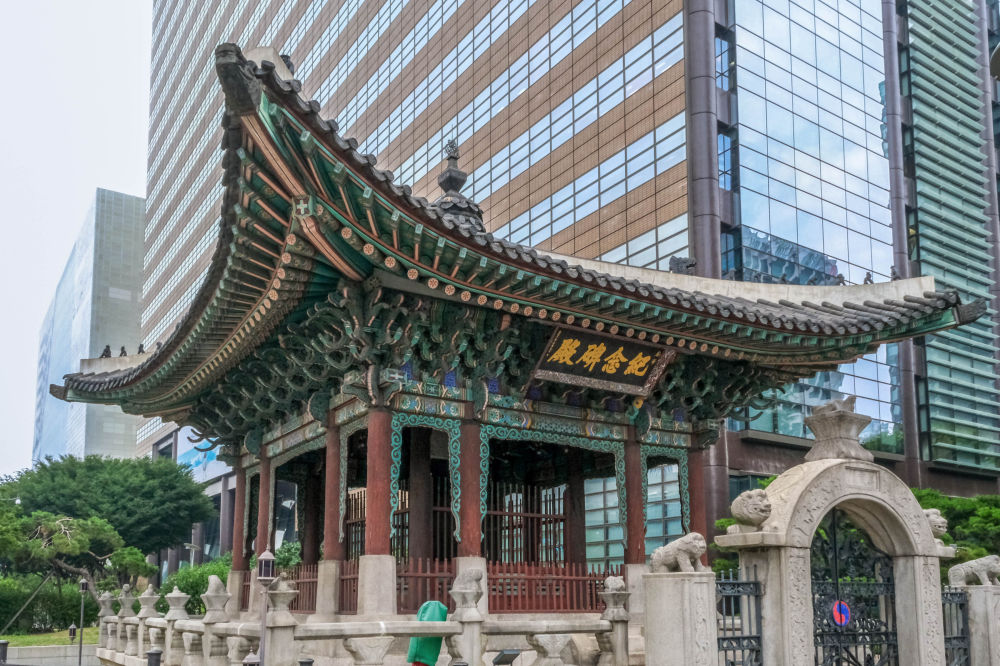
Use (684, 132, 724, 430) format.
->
(33, 189, 145, 462)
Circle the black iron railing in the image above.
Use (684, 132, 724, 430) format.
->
(942, 585, 970, 666)
(716, 567, 763, 666)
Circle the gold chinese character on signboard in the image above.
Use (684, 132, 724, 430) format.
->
(577, 343, 607, 371)
(601, 347, 629, 374)
(623, 352, 653, 377)
(547, 338, 580, 365)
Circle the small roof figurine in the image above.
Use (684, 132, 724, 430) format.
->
(119, 346, 128, 357)
(100, 345, 112, 359)
(137, 343, 145, 354)
(863, 272, 874, 285)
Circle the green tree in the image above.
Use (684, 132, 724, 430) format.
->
(913, 488, 1000, 564)
(9, 456, 214, 555)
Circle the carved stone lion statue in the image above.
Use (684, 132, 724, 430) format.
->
(924, 508, 948, 545)
(726, 489, 771, 534)
(948, 555, 1000, 586)
(650, 532, 708, 573)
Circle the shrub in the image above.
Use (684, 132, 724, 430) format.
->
(0, 575, 99, 634)
(156, 553, 232, 616)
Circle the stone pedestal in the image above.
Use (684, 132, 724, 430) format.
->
(358, 554, 396, 615)
(313, 558, 341, 619)
(624, 563, 648, 624)
(643, 571, 717, 666)
(455, 556, 488, 616)
(967, 585, 1000, 666)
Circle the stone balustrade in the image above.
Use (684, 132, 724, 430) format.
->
(93, 571, 630, 666)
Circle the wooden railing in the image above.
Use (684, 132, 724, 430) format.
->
(488, 561, 622, 613)
(339, 558, 359, 614)
(285, 563, 318, 613)
(396, 558, 456, 614)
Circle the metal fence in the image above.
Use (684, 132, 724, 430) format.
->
(942, 585, 970, 666)
(716, 568, 763, 666)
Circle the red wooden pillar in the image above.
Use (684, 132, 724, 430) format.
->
(365, 408, 393, 556)
(322, 419, 345, 562)
(458, 421, 483, 556)
(301, 471, 321, 565)
(408, 429, 433, 560)
(624, 430, 646, 564)
(232, 467, 248, 570)
(255, 450, 272, 555)
(564, 453, 586, 564)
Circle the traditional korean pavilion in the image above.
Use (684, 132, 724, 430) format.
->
(53, 45, 985, 616)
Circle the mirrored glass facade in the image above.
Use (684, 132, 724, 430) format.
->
(33, 189, 144, 463)
(723, 0, 904, 450)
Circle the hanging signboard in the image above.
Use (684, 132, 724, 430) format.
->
(533, 327, 674, 396)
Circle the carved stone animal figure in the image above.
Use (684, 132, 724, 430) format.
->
(924, 508, 948, 540)
(649, 532, 708, 573)
(668, 256, 697, 275)
(730, 489, 771, 527)
(948, 555, 1000, 586)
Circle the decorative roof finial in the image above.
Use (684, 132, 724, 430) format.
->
(433, 139, 484, 232)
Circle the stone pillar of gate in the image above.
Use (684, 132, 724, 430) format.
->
(719, 541, 814, 664)
(315, 415, 343, 619)
(966, 585, 1000, 666)
(358, 408, 396, 615)
(894, 554, 946, 665)
(456, 419, 488, 616)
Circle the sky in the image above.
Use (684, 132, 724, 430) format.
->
(0, 1, 152, 476)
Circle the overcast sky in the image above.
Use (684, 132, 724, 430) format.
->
(0, 1, 152, 476)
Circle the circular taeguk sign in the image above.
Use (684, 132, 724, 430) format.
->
(832, 600, 851, 626)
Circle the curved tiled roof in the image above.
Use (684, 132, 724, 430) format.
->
(51, 44, 986, 416)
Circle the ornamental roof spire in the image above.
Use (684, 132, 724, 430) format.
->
(433, 139, 484, 233)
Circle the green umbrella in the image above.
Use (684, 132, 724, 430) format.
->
(407, 600, 448, 665)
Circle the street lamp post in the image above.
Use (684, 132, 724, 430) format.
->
(77, 578, 88, 666)
(256, 550, 276, 664)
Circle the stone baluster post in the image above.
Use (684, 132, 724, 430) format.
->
(182, 629, 205, 666)
(446, 569, 484, 666)
(105, 618, 120, 653)
(966, 585, 1000, 665)
(119, 584, 138, 656)
(201, 575, 232, 666)
(137, 584, 160, 657)
(149, 624, 166, 655)
(643, 569, 717, 666)
(265, 575, 300, 664)
(97, 592, 115, 649)
(597, 577, 630, 666)
(525, 634, 573, 665)
(344, 636, 394, 665)
(225, 637, 252, 666)
(163, 587, 191, 666)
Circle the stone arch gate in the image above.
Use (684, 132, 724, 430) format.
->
(716, 402, 955, 665)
